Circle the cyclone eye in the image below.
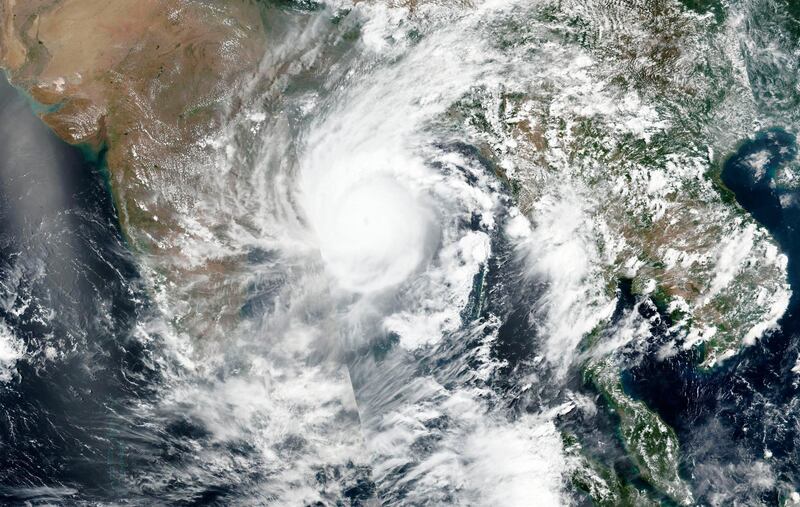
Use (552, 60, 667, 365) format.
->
(308, 175, 435, 293)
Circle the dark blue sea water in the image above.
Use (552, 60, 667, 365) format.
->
(0, 73, 158, 504)
(2, 24, 799, 503)
(621, 128, 800, 504)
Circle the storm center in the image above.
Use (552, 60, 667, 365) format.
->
(313, 176, 433, 293)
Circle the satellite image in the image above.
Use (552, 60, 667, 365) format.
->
(1, 0, 800, 505)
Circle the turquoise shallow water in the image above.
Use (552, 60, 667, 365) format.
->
(620, 128, 800, 505)
(0, 72, 154, 503)
(5, 0, 800, 504)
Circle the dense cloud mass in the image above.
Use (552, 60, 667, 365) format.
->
(2, 0, 800, 505)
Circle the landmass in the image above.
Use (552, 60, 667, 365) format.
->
(1, 0, 795, 504)
(0, 0, 267, 341)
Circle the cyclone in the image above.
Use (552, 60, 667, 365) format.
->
(3, 0, 800, 505)
(300, 156, 437, 293)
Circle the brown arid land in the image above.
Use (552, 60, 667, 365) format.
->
(0, 0, 268, 340)
(1, 0, 266, 244)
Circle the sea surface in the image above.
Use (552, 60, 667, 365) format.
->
(0, 72, 153, 503)
(625, 128, 800, 504)
(2, 1, 800, 505)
